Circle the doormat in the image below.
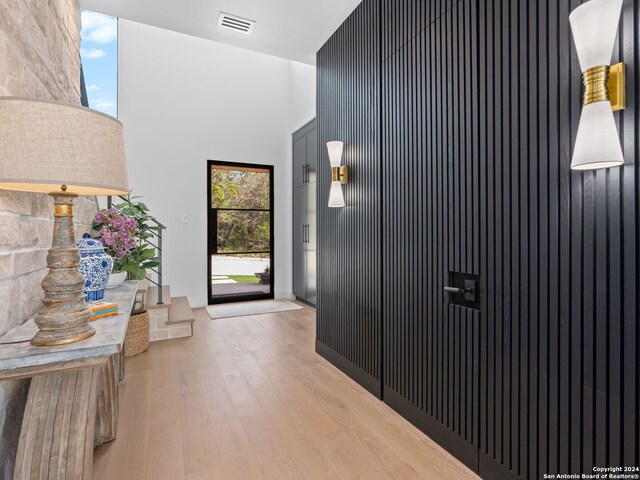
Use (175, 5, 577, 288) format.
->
(205, 299, 303, 320)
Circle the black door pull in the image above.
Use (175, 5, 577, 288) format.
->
(444, 280, 477, 302)
(444, 286, 465, 294)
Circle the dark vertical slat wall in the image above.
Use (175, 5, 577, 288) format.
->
(316, 0, 382, 396)
(381, 0, 481, 470)
(316, 0, 640, 478)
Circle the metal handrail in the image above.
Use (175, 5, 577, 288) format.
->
(107, 195, 164, 305)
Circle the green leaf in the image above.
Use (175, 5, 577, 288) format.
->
(121, 264, 146, 280)
(139, 249, 156, 260)
(133, 271, 147, 281)
(141, 259, 161, 268)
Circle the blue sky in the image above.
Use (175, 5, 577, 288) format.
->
(80, 10, 118, 117)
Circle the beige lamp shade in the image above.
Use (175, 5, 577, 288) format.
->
(0, 97, 129, 195)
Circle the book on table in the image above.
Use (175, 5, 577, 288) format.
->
(88, 301, 119, 320)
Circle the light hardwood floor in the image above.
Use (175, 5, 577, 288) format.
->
(93, 304, 479, 480)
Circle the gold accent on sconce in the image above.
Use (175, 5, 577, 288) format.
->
(331, 166, 349, 184)
(582, 65, 610, 105)
(582, 63, 625, 110)
(608, 62, 625, 111)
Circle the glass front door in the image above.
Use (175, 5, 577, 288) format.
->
(207, 161, 274, 304)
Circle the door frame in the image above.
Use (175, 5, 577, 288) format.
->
(207, 160, 275, 305)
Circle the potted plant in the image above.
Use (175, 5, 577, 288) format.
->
(111, 196, 163, 281)
(92, 207, 138, 287)
(255, 265, 271, 285)
(93, 196, 164, 285)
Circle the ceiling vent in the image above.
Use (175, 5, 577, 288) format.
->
(217, 12, 256, 35)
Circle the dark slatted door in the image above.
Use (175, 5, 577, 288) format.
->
(476, 1, 640, 478)
(381, 0, 480, 471)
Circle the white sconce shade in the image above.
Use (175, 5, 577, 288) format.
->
(569, 0, 624, 170)
(572, 102, 624, 170)
(328, 180, 345, 208)
(569, 0, 623, 70)
(327, 141, 344, 168)
(327, 141, 347, 208)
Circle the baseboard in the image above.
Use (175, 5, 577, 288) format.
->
(315, 340, 381, 398)
(478, 451, 521, 480)
(295, 296, 316, 308)
(383, 387, 479, 473)
(275, 290, 294, 300)
(188, 296, 208, 309)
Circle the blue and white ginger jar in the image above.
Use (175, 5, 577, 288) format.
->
(77, 233, 113, 302)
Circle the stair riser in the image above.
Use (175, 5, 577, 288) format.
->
(143, 286, 194, 341)
(148, 308, 192, 342)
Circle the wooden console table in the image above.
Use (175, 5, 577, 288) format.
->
(0, 281, 138, 480)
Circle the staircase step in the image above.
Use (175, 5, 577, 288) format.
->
(146, 285, 171, 310)
(167, 296, 195, 325)
(137, 279, 149, 294)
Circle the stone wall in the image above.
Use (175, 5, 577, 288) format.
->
(0, 1, 97, 477)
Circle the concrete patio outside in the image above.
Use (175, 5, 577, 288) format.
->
(211, 256, 271, 297)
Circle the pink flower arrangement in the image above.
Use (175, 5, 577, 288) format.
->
(94, 208, 139, 266)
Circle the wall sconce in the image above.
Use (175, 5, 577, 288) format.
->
(327, 141, 348, 208)
(569, 0, 624, 170)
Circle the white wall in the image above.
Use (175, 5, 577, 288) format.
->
(118, 20, 315, 307)
(288, 61, 317, 132)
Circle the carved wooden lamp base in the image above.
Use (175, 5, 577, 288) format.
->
(31, 190, 95, 346)
(0, 98, 128, 346)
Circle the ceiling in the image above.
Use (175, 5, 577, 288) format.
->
(79, 0, 363, 65)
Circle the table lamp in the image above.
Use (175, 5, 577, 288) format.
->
(0, 97, 129, 346)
